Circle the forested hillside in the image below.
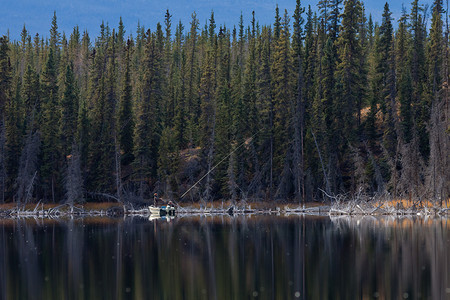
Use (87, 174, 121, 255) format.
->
(0, 0, 448, 205)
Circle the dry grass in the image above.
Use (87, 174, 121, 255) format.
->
(0, 203, 60, 210)
(78, 202, 122, 210)
(376, 198, 450, 209)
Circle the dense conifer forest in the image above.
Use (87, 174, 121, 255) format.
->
(0, 0, 448, 205)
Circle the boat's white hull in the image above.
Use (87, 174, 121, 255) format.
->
(149, 206, 161, 215)
(149, 205, 176, 216)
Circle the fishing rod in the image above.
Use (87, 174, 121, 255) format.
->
(180, 129, 262, 199)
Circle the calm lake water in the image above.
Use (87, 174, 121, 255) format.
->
(0, 215, 449, 300)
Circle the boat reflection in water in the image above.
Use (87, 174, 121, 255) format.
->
(0, 216, 449, 299)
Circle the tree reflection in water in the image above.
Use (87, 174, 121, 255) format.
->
(0, 216, 449, 299)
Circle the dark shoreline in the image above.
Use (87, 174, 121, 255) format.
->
(0, 200, 449, 219)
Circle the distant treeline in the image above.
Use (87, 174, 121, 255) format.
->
(0, 0, 448, 205)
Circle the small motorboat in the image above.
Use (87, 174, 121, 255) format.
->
(148, 205, 176, 216)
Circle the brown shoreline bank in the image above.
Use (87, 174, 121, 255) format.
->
(0, 199, 449, 218)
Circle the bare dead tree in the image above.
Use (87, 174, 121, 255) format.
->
(427, 88, 449, 204)
(397, 133, 425, 199)
(0, 119, 5, 203)
(203, 99, 216, 204)
(424, 2, 449, 204)
(349, 144, 368, 194)
(367, 144, 386, 194)
(16, 131, 40, 205)
(203, 134, 215, 204)
(64, 144, 84, 207)
(227, 149, 237, 204)
(114, 134, 122, 203)
(248, 139, 262, 199)
(311, 129, 331, 194)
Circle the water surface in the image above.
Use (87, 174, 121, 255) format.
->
(0, 216, 449, 299)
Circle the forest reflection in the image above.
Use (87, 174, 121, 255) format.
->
(0, 216, 449, 299)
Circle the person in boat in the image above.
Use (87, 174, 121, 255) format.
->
(168, 200, 174, 208)
(153, 193, 160, 206)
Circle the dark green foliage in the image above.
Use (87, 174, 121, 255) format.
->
(0, 36, 11, 113)
(86, 34, 116, 193)
(271, 9, 294, 198)
(40, 47, 61, 201)
(118, 44, 134, 165)
(335, 0, 362, 145)
(397, 9, 413, 144)
(134, 31, 162, 195)
(0, 1, 447, 203)
(60, 62, 78, 156)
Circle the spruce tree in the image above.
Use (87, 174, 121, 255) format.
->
(397, 8, 413, 143)
(214, 27, 233, 197)
(427, 0, 447, 201)
(410, 0, 428, 159)
(335, 0, 362, 143)
(199, 47, 216, 202)
(0, 37, 11, 115)
(134, 31, 162, 196)
(292, 0, 306, 202)
(118, 43, 134, 166)
(40, 47, 61, 201)
(185, 13, 200, 145)
(256, 26, 273, 197)
(0, 37, 12, 201)
(60, 62, 78, 157)
(157, 126, 178, 197)
(271, 9, 293, 198)
(334, 0, 363, 191)
(87, 34, 115, 193)
(173, 21, 188, 148)
(378, 3, 398, 155)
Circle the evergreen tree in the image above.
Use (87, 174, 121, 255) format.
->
(334, 0, 363, 191)
(173, 21, 188, 148)
(397, 8, 413, 143)
(87, 34, 116, 193)
(134, 31, 162, 196)
(118, 42, 134, 166)
(157, 126, 178, 197)
(427, 0, 447, 201)
(40, 47, 61, 201)
(239, 12, 260, 197)
(59, 62, 78, 157)
(328, 0, 343, 41)
(0, 36, 11, 116)
(256, 26, 273, 197)
(378, 3, 397, 155)
(271, 9, 293, 198)
(49, 11, 61, 68)
(199, 47, 216, 202)
(214, 27, 233, 197)
(428, 0, 444, 96)
(292, 0, 306, 202)
(0, 37, 12, 201)
(410, 0, 428, 159)
(318, 0, 330, 30)
(304, 6, 317, 109)
(274, 5, 281, 41)
(185, 13, 200, 145)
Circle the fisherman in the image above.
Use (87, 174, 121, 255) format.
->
(153, 193, 159, 206)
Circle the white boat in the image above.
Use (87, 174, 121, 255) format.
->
(148, 205, 176, 216)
